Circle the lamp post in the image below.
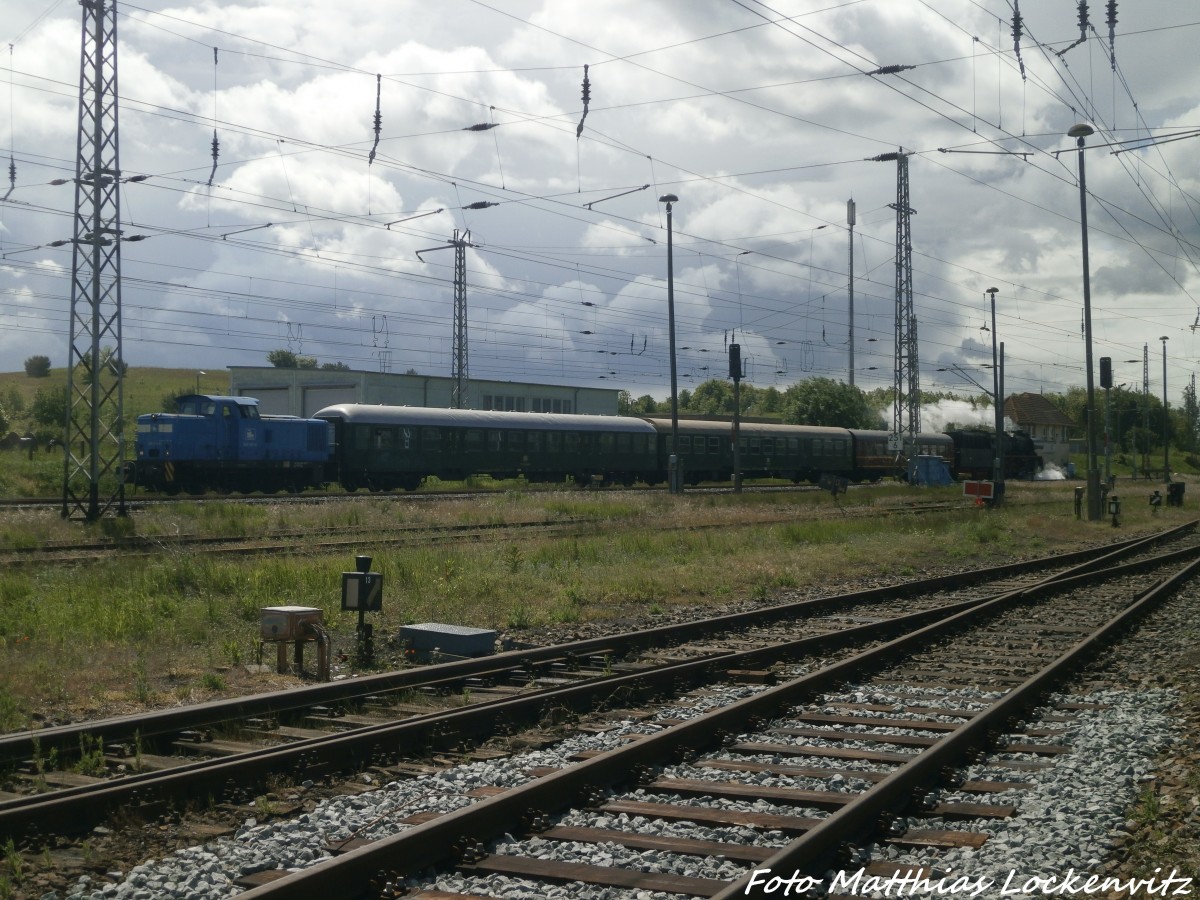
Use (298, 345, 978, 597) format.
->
(1161, 335, 1170, 485)
(659, 193, 681, 493)
(1069, 123, 1101, 521)
(196, 371, 206, 395)
(986, 287, 1004, 502)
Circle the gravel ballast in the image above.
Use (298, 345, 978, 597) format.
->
(51, 586, 1200, 900)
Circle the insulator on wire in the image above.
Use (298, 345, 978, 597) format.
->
(207, 46, 220, 186)
(463, 122, 498, 131)
(1107, 0, 1118, 70)
(576, 64, 590, 139)
(206, 130, 219, 187)
(1012, 1, 1026, 81)
(368, 74, 382, 165)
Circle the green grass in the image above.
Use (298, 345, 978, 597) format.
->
(0, 480, 1182, 730)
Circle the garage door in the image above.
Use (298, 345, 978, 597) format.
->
(240, 387, 291, 416)
(303, 386, 357, 417)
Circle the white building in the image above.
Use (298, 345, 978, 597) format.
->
(226, 367, 621, 418)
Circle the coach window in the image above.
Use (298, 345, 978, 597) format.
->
(546, 431, 561, 454)
(464, 429, 483, 453)
(564, 432, 581, 453)
(599, 433, 614, 454)
(761, 437, 773, 455)
(527, 431, 542, 452)
(678, 435, 691, 454)
(422, 427, 441, 451)
(749, 437, 761, 455)
(509, 431, 524, 452)
(488, 430, 503, 452)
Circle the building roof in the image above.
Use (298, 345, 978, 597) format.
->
(1005, 392, 1076, 428)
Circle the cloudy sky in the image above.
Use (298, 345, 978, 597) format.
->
(2, 0, 1199, 408)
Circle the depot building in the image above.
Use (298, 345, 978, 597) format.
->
(225, 366, 621, 418)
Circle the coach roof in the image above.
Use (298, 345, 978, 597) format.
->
(312, 404, 657, 434)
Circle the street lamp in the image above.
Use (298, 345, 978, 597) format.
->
(1069, 122, 1101, 521)
(659, 193, 681, 493)
(986, 287, 1004, 502)
(196, 370, 206, 395)
(1161, 335, 1170, 485)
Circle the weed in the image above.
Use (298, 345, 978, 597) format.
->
(3, 838, 21, 883)
(133, 655, 153, 704)
(503, 545, 523, 574)
(222, 639, 243, 667)
(74, 734, 106, 778)
(201, 672, 227, 692)
(507, 603, 532, 630)
(1133, 785, 1162, 825)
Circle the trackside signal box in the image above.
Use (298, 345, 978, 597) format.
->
(260, 605, 324, 641)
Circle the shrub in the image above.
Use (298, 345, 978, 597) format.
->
(24, 356, 51, 378)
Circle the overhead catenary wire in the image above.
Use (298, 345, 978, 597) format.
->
(4, 1, 1197, 400)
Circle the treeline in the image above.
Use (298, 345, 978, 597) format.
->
(618, 376, 1200, 462)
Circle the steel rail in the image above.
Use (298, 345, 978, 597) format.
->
(230, 535, 1200, 899)
(3, 521, 1191, 771)
(714, 551, 1200, 898)
(0, 583, 1013, 841)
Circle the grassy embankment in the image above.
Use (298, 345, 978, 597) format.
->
(0, 479, 1182, 734)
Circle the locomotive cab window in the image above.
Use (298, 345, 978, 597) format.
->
(237, 403, 260, 419)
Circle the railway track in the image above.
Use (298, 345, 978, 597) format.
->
(4, 523, 1197, 894)
(0, 495, 1042, 568)
(217, 527, 1199, 900)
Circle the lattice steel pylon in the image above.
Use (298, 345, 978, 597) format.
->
(873, 149, 919, 444)
(416, 228, 473, 408)
(61, 0, 126, 521)
(451, 229, 469, 409)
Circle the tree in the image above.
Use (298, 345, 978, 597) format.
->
(267, 349, 298, 368)
(0, 402, 8, 435)
(77, 346, 127, 384)
(688, 380, 734, 416)
(31, 384, 68, 429)
(24, 355, 51, 378)
(782, 377, 878, 428)
(320, 361, 350, 371)
(296, 355, 318, 369)
(1182, 379, 1199, 454)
